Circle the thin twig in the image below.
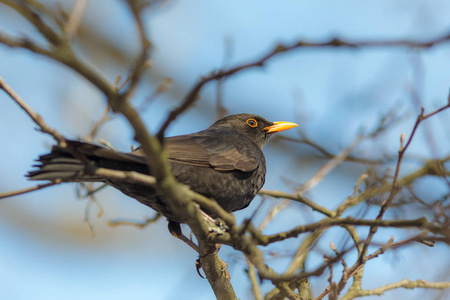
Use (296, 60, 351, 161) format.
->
(156, 33, 450, 139)
(257, 200, 291, 230)
(355, 279, 450, 297)
(0, 0, 61, 44)
(0, 182, 59, 199)
(359, 101, 450, 261)
(296, 136, 363, 194)
(0, 77, 67, 147)
(108, 214, 162, 229)
(65, 0, 89, 39)
(261, 217, 444, 245)
(259, 190, 334, 217)
(94, 168, 156, 186)
(85, 105, 112, 142)
(246, 257, 263, 300)
(120, 0, 152, 97)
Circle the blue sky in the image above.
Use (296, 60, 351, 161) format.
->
(0, 0, 449, 299)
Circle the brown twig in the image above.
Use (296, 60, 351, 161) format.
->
(120, 0, 152, 98)
(0, 0, 61, 45)
(345, 279, 450, 298)
(296, 136, 364, 194)
(259, 190, 334, 217)
(1, 3, 237, 296)
(85, 105, 112, 142)
(284, 231, 323, 276)
(262, 217, 444, 245)
(64, 0, 89, 39)
(2, 3, 450, 298)
(94, 168, 156, 186)
(359, 100, 450, 261)
(0, 182, 59, 199)
(257, 200, 291, 230)
(156, 33, 450, 139)
(276, 135, 387, 165)
(0, 77, 67, 147)
(108, 213, 162, 229)
(83, 188, 103, 235)
(138, 77, 173, 112)
(246, 257, 263, 300)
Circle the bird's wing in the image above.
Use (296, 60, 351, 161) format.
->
(164, 130, 260, 172)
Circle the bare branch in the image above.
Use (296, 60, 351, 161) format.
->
(296, 136, 364, 194)
(0, 77, 67, 147)
(120, 0, 152, 97)
(359, 101, 450, 262)
(354, 279, 450, 298)
(262, 217, 446, 245)
(1, 2, 449, 299)
(85, 105, 112, 142)
(108, 214, 162, 229)
(246, 258, 263, 300)
(0, 182, 59, 199)
(156, 33, 450, 138)
(259, 190, 334, 217)
(95, 168, 156, 186)
(0, 0, 61, 44)
(65, 0, 89, 39)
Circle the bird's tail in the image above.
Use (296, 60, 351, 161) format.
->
(27, 140, 148, 182)
(27, 149, 100, 182)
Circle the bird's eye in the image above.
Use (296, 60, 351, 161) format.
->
(246, 118, 258, 128)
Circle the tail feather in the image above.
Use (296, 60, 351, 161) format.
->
(27, 157, 84, 181)
(27, 153, 102, 182)
(26, 140, 148, 183)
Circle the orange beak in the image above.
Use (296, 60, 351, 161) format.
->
(264, 121, 298, 133)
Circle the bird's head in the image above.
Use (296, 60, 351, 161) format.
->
(210, 114, 298, 149)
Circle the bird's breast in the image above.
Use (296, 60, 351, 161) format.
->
(171, 160, 266, 213)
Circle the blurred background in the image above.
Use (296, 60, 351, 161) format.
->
(0, 0, 449, 299)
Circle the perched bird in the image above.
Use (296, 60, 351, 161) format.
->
(27, 114, 298, 223)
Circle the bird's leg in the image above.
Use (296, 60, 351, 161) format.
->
(167, 221, 199, 252)
(195, 256, 230, 281)
(167, 220, 214, 279)
(200, 210, 216, 224)
(167, 211, 222, 253)
(200, 210, 228, 238)
(168, 218, 229, 279)
(219, 259, 230, 281)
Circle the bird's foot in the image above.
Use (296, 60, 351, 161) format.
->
(195, 254, 230, 281)
(219, 258, 231, 281)
(200, 210, 217, 225)
(168, 221, 199, 253)
(195, 259, 205, 278)
(167, 220, 223, 253)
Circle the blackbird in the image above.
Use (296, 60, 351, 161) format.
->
(27, 114, 297, 223)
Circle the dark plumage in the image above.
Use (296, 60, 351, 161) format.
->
(27, 114, 298, 222)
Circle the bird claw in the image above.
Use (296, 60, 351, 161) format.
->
(195, 256, 230, 281)
(214, 218, 229, 231)
(168, 221, 199, 252)
(219, 258, 231, 281)
(195, 259, 205, 279)
(208, 224, 227, 236)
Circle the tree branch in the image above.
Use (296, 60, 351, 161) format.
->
(0, 77, 67, 147)
(350, 279, 450, 298)
(156, 33, 450, 139)
(0, 182, 59, 199)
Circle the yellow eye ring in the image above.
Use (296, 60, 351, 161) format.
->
(246, 118, 258, 128)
